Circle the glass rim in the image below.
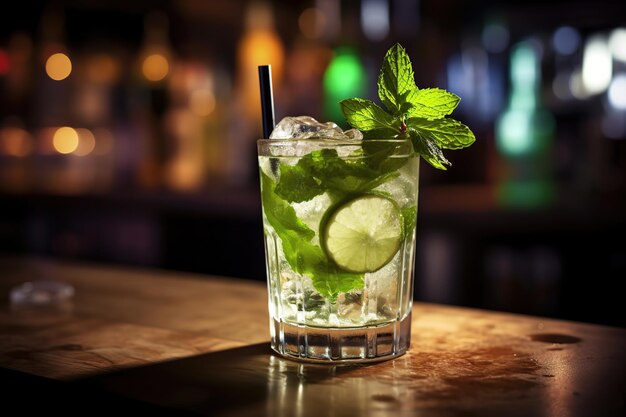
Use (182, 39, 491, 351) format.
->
(257, 138, 410, 146)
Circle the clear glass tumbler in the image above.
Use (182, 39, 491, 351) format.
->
(258, 138, 419, 362)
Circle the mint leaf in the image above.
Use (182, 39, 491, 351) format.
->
(406, 88, 460, 120)
(275, 148, 404, 200)
(401, 205, 417, 239)
(408, 128, 451, 170)
(300, 149, 374, 194)
(311, 270, 364, 301)
(326, 173, 389, 194)
(285, 235, 363, 300)
(261, 170, 363, 299)
(361, 139, 408, 170)
(377, 43, 416, 115)
(311, 149, 405, 194)
(409, 117, 475, 150)
(261, 171, 316, 242)
(275, 163, 324, 202)
(340, 98, 398, 134)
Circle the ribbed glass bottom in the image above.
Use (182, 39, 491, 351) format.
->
(270, 312, 411, 363)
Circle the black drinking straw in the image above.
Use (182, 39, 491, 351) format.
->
(258, 65, 275, 138)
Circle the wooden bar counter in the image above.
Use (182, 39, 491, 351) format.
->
(0, 257, 623, 416)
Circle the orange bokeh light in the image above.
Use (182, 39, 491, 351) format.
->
(52, 127, 79, 154)
(46, 53, 72, 81)
(142, 53, 169, 82)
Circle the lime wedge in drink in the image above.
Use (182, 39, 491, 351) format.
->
(321, 195, 402, 273)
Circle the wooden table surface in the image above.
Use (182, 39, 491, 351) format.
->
(0, 257, 623, 417)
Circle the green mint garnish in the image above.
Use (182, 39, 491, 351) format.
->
(275, 148, 400, 203)
(340, 43, 476, 170)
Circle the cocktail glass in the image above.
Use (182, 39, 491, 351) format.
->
(258, 136, 419, 362)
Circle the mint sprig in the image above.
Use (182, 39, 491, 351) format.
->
(340, 43, 476, 170)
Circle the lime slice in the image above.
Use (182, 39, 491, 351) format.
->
(321, 195, 402, 273)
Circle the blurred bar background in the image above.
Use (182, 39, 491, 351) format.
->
(1, 0, 624, 327)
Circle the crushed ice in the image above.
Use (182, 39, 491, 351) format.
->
(270, 116, 363, 140)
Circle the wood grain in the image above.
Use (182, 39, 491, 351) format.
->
(0, 256, 624, 417)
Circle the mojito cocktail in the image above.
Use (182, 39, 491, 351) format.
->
(257, 43, 475, 362)
(259, 123, 419, 362)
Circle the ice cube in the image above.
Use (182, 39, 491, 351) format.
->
(270, 116, 362, 140)
(343, 128, 363, 140)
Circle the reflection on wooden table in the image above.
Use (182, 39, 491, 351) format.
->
(0, 257, 623, 417)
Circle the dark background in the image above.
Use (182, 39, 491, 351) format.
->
(1, 0, 625, 327)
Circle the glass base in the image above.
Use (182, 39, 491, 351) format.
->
(271, 312, 411, 363)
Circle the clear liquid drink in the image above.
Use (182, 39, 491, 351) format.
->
(258, 138, 419, 362)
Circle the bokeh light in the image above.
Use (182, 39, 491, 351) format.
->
(52, 127, 79, 154)
(552, 71, 573, 100)
(497, 111, 533, 155)
(552, 26, 580, 55)
(74, 128, 96, 156)
(298, 8, 325, 39)
(46, 53, 72, 81)
(190, 89, 216, 117)
(237, 2, 285, 120)
(607, 74, 626, 110)
(496, 41, 554, 158)
(582, 35, 612, 95)
(142, 53, 169, 82)
(0, 127, 33, 157)
(361, 0, 390, 41)
(569, 70, 587, 99)
(323, 47, 367, 124)
(608, 28, 626, 62)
